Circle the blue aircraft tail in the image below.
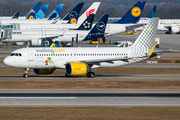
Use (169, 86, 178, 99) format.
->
(84, 14, 109, 41)
(62, 2, 84, 22)
(46, 4, 63, 20)
(148, 5, 157, 18)
(34, 4, 49, 19)
(114, 1, 146, 24)
(25, 2, 42, 17)
(48, 13, 57, 20)
(11, 12, 19, 19)
(75, 14, 94, 30)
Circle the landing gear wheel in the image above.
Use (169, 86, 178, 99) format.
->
(23, 74, 28, 78)
(87, 72, 95, 78)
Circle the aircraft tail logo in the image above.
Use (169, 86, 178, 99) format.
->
(83, 21, 91, 29)
(29, 15, 34, 19)
(69, 11, 78, 19)
(97, 22, 105, 31)
(86, 9, 95, 17)
(70, 18, 77, 24)
(131, 7, 141, 17)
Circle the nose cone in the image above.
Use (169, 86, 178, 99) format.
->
(3, 57, 13, 67)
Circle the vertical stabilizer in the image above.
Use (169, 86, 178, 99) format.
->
(114, 1, 146, 24)
(25, 2, 42, 17)
(84, 14, 109, 41)
(62, 2, 84, 21)
(46, 4, 64, 20)
(148, 5, 157, 18)
(35, 4, 49, 19)
(131, 18, 159, 57)
(12, 12, 19, 19)
(75, 14, 94, 30)
(77, 2, 100, 24)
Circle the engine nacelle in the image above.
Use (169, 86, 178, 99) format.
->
(31, 39, 42, 46)
(65, 62, 87, 76)
(33, 69, 55, 74)
(168, 26, 180, 33)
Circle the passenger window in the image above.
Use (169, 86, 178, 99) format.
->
(19, 53, 22, 56)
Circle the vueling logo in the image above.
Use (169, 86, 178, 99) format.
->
(54, 49, 65, 53)
(131, 7, 141, 17)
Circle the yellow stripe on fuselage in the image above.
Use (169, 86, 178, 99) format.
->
(148, 44, 156, 56)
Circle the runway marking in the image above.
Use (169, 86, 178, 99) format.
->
(0, 97, 76, 99)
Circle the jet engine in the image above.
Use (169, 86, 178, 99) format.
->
(33, 69, 55, 74)
(31, 39, 42, 46)
(166, 26, 180, 34)
(65, 62, 87, 76)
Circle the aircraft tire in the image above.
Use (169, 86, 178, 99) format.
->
(87, 72, 95, 78)
(23, 74, 28, 78)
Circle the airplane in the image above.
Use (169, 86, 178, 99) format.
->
(2, 14, 108, 46)
(0, 2, 42, 20)
(3, 18, 159, 78)
(46, 4, 64, 20)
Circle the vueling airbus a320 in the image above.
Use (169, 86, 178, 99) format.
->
(3, 18, 159, 78)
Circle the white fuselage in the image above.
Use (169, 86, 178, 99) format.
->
(3, 29, 89, 42)
(3, 23, 135, 42)
(135, 19, 180, 31)
(3, 47, 137, 69)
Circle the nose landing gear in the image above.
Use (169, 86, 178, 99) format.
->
(23, 68, 29, 78)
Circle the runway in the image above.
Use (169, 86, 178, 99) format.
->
(0, 91, 179, 106)
(0, 74, 180, 79)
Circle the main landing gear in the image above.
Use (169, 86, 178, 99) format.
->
(23, 68, 29, 78)
(87, 65, 95, 78)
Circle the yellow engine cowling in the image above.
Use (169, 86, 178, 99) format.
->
(33, 69, 55, 74)
(65, 62, 87, 76)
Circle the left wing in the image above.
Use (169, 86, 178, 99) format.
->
(67, 57, 138, 65)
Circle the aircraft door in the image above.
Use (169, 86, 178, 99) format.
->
(28, 50, 33, 61)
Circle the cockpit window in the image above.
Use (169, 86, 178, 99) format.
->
(10, 53, 15, 56)
(10, 53, 22, 56)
